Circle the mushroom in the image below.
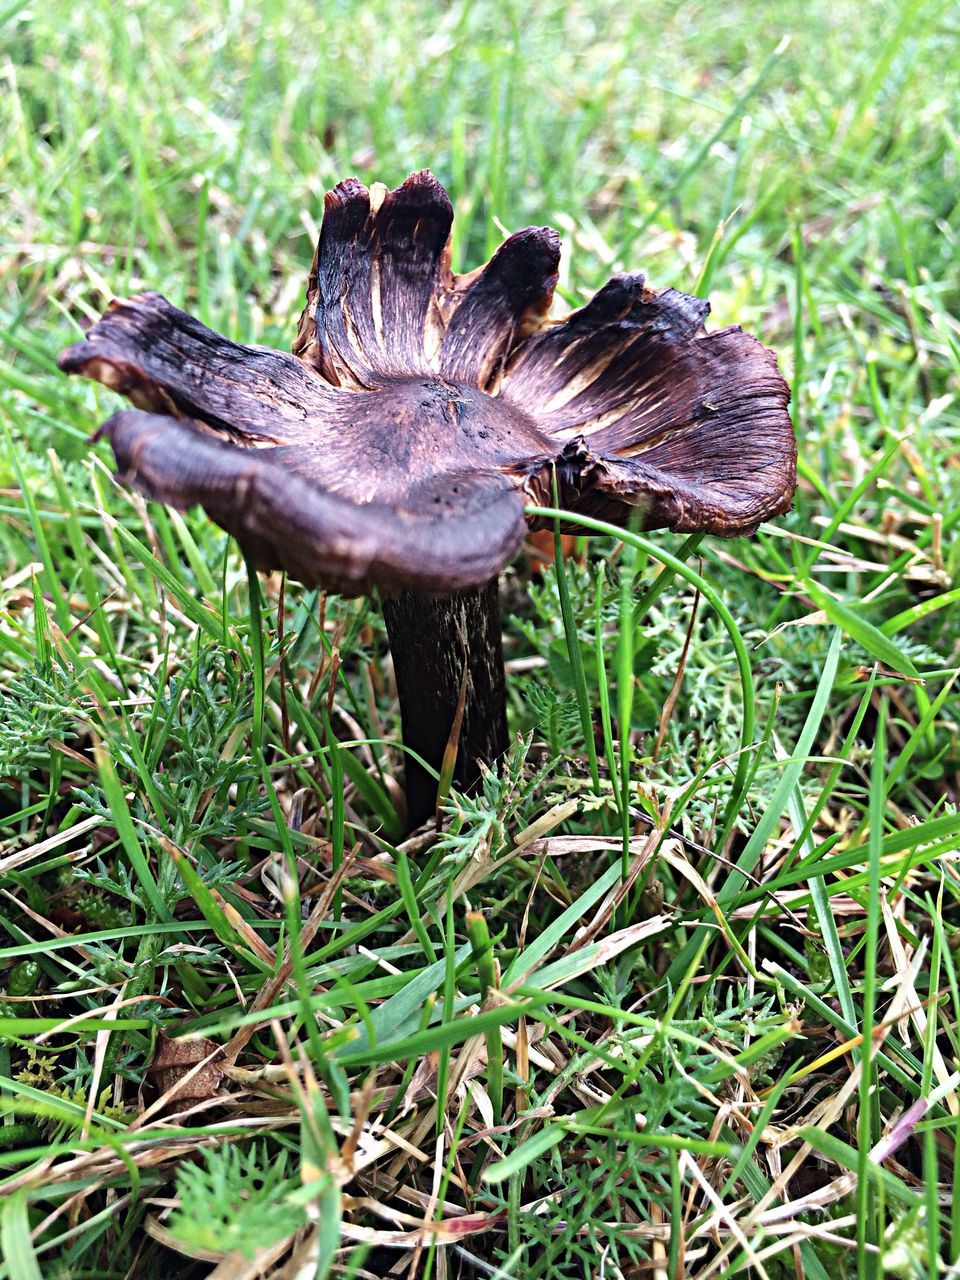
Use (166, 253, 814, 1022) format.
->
(59, 170, 796, 829)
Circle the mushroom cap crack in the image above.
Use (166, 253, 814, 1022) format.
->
(60, 169, 797, 593)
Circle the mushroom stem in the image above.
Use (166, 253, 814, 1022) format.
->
(381, 577, 508, 829)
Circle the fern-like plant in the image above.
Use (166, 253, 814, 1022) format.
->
(167, 1142, 306, 1259)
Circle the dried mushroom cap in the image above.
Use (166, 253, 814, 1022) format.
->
(60, 169, 796, 594)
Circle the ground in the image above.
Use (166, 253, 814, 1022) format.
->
(1, 1, 959, 1276)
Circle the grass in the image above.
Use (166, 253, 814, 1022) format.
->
(1, 0, 959, 1274)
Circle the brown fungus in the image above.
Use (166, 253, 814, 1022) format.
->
(60, 170, 797, 829)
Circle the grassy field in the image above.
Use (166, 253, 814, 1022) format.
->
(2, 0, 959, 1275)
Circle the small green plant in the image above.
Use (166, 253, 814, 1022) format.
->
(0, 658, 86, 779)
(167, 1142, 306, 1259)
(499, 1134, 662, 1278)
